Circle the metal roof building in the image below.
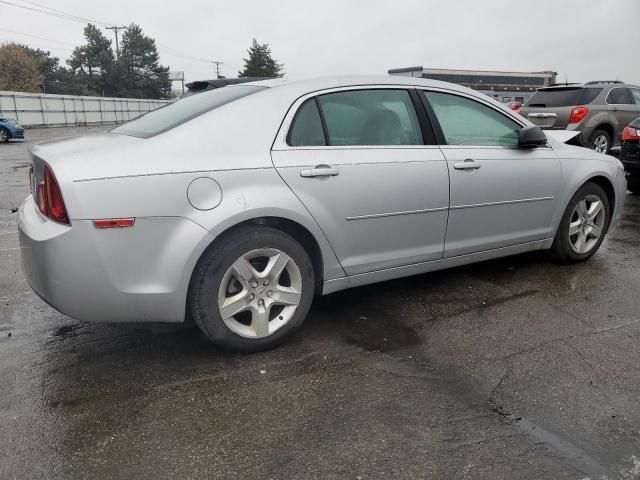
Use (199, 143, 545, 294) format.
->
(388, 66, 557, 103)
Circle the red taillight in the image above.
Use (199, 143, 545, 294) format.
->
(569, 106, 589, 124)
(38, 164, 69, 224)
(621, 126, 640, 141)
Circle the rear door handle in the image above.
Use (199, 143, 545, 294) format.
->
(300, 165, 340, 177)
(453, 159, 481, 170)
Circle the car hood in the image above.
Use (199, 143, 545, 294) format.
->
(544, 130, 581, 144)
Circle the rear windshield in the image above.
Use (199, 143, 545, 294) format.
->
(525, 88, 601, 107)
(112, 85, 266, 138)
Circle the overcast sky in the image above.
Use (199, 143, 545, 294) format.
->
(1, 0, 639, 85)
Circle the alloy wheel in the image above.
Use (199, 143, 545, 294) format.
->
(0, 130, 8, 142)
(217, 248, 303, 338)
(568, 194, 606, 254)
(592, 134, 608, 153)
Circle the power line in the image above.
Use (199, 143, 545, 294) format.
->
(0, 27, 77, 46)
(0, 0, 117, 26)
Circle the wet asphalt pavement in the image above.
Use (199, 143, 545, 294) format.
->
(1, 127, 640, 479)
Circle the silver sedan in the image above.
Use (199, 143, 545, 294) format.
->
(18, 76, 626, 352)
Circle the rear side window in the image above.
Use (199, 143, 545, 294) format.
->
(112, 85, 266, 138)
(607, 87, 633, 105)
(526, 88, 602, 107)
(317, 89, 423, 146)
(423, 91, 521, 147)
(287, 99, 326, 146)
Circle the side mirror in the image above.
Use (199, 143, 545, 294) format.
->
(518, 125, 547, 148)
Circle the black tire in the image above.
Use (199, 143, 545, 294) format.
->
(189, 226, 315, 353)
(551, 182, 611, 263)
(0, 127, 10, 143)
(589, 129, 611, 154)
(628, 173, 640, 194)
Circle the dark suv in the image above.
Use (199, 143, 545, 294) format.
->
(520, 81, 640, 154)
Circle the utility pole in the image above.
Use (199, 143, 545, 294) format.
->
(105, 26, 127, 58)
(211, 61, 223, 79)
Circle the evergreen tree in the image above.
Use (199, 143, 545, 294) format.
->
(238, 39, 284, 78)
(23, 46, 89, 95)
(0, 43, 43, 92)
(67, 24, 116, 95)
(118, 24, 171, 99)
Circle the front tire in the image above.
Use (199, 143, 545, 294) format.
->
(551, 183, 610, 263)
(189, 226, 315, 353)
(0, 128, 9, 143)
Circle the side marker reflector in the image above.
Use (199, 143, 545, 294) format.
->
(93, 218, 135, 229)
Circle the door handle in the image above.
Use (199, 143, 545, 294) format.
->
(453, 159, 481, 170)
(300, 165, 340, 178)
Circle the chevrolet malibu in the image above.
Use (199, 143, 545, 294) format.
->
(18, 76, 626, 352)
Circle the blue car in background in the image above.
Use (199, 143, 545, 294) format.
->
(0, 117, 24, 143)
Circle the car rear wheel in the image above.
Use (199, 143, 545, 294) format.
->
(589, 129, 611, 154)
(189, 226, 315, 352)
(551, 183, 610, 262)
(0, 128, 9, 143)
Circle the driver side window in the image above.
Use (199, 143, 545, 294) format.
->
(422, 91, 521, 147)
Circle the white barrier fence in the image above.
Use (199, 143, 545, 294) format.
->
(0, 91, 171, 128)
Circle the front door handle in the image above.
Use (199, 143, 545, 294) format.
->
(453, 159, 481, 170)
(300, 164, 340, 178)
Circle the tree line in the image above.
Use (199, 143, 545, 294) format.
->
(0, 24, 172, 99)
(0, 28, 285, 100)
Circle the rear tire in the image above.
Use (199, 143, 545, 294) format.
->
(189, 226, 315, 353)
(589, 129, 611, 154)
(627, 173, 640, 194)
(551, 183, 611, 263)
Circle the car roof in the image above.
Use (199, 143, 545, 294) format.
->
(232, 75, 483, 97)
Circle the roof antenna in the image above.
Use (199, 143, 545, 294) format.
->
(564, 73, 568, 86)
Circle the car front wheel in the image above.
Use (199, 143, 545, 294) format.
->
(189, 226, 315, 352)
(551, 183, 610, 262)
(0, 128, 9, 143)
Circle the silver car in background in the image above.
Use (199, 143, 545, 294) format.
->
(18, 76, 626, 352)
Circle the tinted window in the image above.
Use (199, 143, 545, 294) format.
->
(288, 99, 326, 146)
(112, 85, 265, 138)
(526, 87, 601, 107)
(607, 87, 633, 105)
(317, 89, 423, 146)
(423, 91, 520, 146)
(628, 88, 640, 105)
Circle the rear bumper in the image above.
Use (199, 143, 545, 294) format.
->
(18, 195, 213, 323)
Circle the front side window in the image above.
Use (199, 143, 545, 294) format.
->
(423, 91, 521, 147)
(606, 87, 633, 105)
(629, 88, 640, 105)
(317, 89, 423, 146)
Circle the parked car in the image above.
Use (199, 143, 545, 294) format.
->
(520, 81, 640, 154)
(507, 101, 522, 114)
(0, 117, 24, 143)
(620, 116, 640, 193)
(18, 76, 626, 352)
(181, 77, 269, 97)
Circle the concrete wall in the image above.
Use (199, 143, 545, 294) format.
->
(0, 91, 171, 128)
